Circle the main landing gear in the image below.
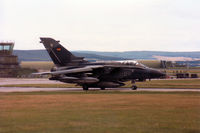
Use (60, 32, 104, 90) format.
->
(82, 85, 88, 90)
(100, 87, 105, 90)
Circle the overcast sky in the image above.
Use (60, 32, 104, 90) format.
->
(1, 0, 200, 51)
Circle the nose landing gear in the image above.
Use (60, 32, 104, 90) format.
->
(132, 85, 137, 90)
(131, 80, 137, 90)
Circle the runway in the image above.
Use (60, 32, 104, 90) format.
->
(0, 78, 64, 85)
(1, 78, 200, 92)
(0, 87, 200, 92)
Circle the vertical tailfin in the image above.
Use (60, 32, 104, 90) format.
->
(40, 37, 85, 66)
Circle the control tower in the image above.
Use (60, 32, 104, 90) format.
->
(0, 42, 19, 77)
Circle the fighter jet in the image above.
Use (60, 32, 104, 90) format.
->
(36, 37, 165, 90)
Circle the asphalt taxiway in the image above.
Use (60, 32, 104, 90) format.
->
(0, 78, 63, 85)
(1, 78, 200, 92)
(0, 87, 199, 92)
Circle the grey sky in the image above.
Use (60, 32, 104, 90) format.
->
(1, 0, 200, 51)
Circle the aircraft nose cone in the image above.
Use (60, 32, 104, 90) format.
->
(159, 71, 166, 78)
(149, 69, 166, 79)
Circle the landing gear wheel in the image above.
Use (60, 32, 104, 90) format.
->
(100, 87, 105, 90)
(132, 85, 137, 90)
(83, 85, 88, 91)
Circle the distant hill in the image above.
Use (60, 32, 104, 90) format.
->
(13, 50, 127, 62)
(13, 50, 200, 62)
(78, 51, 200, 60)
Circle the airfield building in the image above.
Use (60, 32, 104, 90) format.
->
(0, 42, 19, 77)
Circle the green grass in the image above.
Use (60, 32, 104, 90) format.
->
(20, 61, 54, 70)
(0, 91, 200, 133)
(135, 79, 200, 89)
(1, 79, 200, 89)
(138, 60, 161, 68)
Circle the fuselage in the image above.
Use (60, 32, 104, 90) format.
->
(52, 60, 165, 87)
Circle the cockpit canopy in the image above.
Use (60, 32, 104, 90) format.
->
(95, 60, 148, 68)
(117, 60, 148, 68)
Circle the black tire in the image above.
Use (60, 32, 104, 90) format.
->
(83, 85, 88, 90)
(132, 85, 137, 90)
(100, 87, 105, 90)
